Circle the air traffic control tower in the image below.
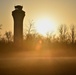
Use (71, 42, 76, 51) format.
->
(12, 5, 25, 43)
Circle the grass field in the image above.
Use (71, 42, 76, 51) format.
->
(0, 51, 76, 75)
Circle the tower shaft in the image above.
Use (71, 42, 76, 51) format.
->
(12, 5, 25, 43)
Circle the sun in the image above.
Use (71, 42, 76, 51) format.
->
(35, 18, 57, 36)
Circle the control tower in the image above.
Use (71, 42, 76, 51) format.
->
(12, 5, 25, 43)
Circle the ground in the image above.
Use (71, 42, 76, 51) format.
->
(0, 50, 76, 75)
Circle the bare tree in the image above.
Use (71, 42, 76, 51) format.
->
(0, 24, 2, 39)
(0, 24, 2, 29)
(25, 20, 37, 40)
(70, 25, 75, 43)
(5, 31, 12, 42)
(46, 32, 53, 43)
(25, 20, 36, 34)
(58, 24, 67, 42)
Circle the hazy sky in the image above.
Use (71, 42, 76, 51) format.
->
(0, 0, 76, 34)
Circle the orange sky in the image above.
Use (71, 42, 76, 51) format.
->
(0, 0, 76, 35)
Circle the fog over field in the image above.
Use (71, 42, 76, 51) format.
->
(0, 51, 76, 75)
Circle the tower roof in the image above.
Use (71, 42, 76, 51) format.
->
(15, 5, 23, 10)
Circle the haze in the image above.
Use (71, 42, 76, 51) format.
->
(0, 0, 76, 34)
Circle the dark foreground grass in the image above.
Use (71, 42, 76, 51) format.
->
(0, 51, 76, 75)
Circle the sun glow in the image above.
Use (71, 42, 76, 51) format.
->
(35, 18, 57, 36)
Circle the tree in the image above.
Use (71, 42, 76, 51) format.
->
(58, 24, 67, 43)
(70, 25, 75, 43)
(25, 20, 36, 34)
(46, 32, 53, 43)
(5, 31, 12, 42)
(25, 20, 37, 40)
(0, 24, 2, 29)
(0, 24, 2, 39)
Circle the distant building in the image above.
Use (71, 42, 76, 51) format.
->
(12, 5, 25, 43)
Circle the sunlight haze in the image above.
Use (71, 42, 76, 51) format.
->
(35, 17, 57, 36)
(0, 0, 76, 35)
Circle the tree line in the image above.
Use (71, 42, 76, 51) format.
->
(0, 23, 76, 44)
(0, 22, 76, 51)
